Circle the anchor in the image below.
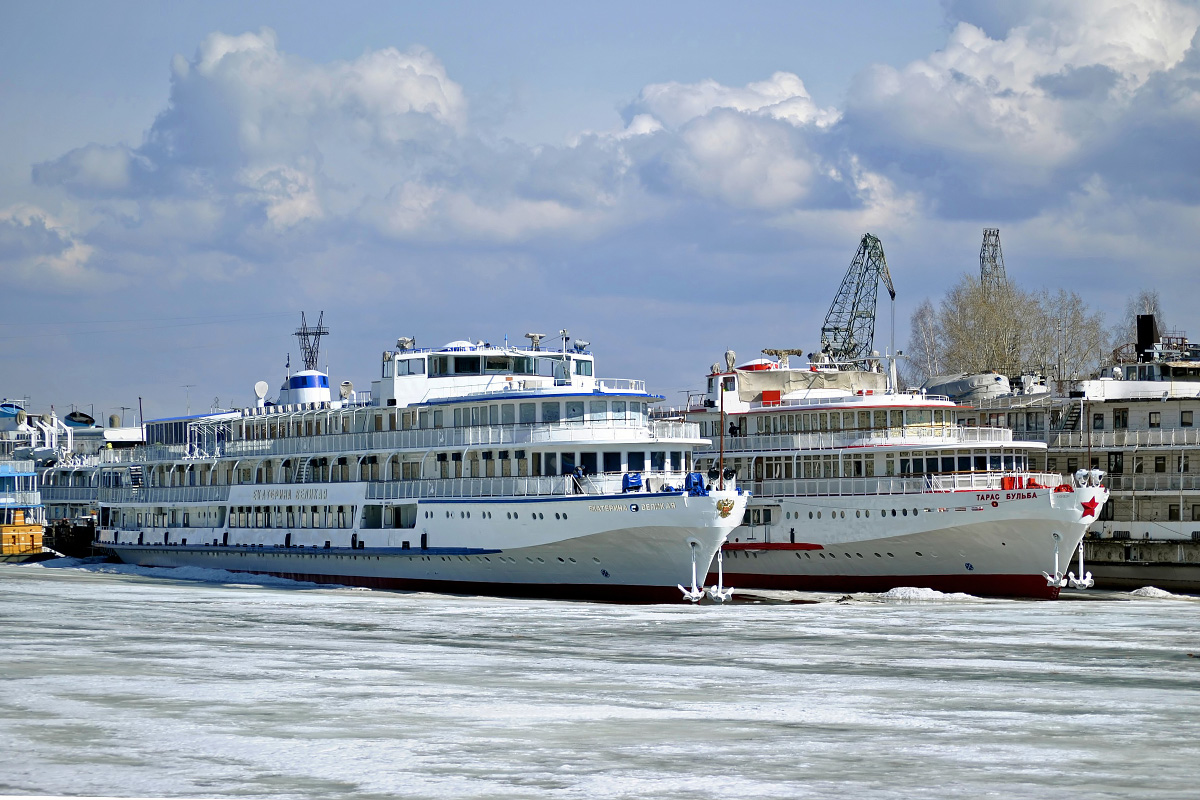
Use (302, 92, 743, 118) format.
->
(678, 541, 705, 602)
(1042, 532, 1067, 588)
(1068, 540, 1094, 589)
(706, 547, 734, 602)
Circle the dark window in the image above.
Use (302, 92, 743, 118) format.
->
(941, 457, 955, 473)
(627, 451, 645, 472)
(603, 452, 621, 473)
(1113, 408, 1129, 429)
(560, 452, 576, 475)
(957, 456, 971, 471)
(1183, 411, 1194, 428)
(581, 452, 598, 474)
(1093, 413, 1104, 430)
(1149, 412, 1161, 429)
(1155, 456, 1167, 473)
(650, 452, 666, 471)
(1107, 452, 1124, 475)
(1169, 504, 1181, 521)
(453, 356, 481, 375)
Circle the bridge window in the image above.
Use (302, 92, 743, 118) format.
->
(453, 356, 481, 375)
(574, 360, 593, 376)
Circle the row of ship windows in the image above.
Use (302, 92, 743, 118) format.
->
(425, 510, 569, 521)
(741, 507, 919, 526)
(700, 408, 953, 437)
(143, 449, 689, 487)
(701, 452, 1028, 481)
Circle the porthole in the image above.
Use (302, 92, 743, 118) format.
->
(856, 553, 863, 558)
(817, 511, 822, 519)
(809, 512, 813, 519)
(913, 509, 919, 516)
(840, 511, 845, 519)
(526, 556, 534, 562)
(555, 513, 561, 520)
(856, 510, 860, 518)
(563, 513, 568, 520)
(874, 553, 881, 557)
(865, 510, 870, 518)
(844, 553, 851, 559)
(786, 511, 791, 520)
(915, 551, 923, 556)
(887, 552, 894, 557)
(592, 557, 601, 563)
(514, 513, 519, 519)
(507, 512, 511, 519)
(891, 509, 897, 517)
(536, 557, 545, 563)
(829, 553, 837, 559)
(568, 557, 577, 563)
(795, 553, 803, 559)
(557, 557, 565, 562)
(819, 553, 826, 559)
(902, 508, 908, 516)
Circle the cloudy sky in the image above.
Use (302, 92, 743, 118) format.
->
(3, 0, 1198, 422)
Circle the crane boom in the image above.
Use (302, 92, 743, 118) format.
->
(820, 233, 895, 363)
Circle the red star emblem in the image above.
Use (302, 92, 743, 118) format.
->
(1080, 496, 1100, 519)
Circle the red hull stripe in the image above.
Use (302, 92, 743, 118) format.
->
(711, 571, 1062, 600)
(213, 567, 688, 604)
(723, 542, 824, 551)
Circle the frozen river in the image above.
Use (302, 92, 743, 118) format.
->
(1, 559, 1198, 799)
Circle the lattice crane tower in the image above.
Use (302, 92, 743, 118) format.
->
(295, 311, 329, 371)
(820, 233, 896, 363)
(980, 228, 1007, 298)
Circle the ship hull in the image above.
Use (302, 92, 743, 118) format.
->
(709, 487, 1107, 600)
(101, 491, 746, 603)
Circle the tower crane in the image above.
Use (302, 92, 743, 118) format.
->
(820, 233, 896, 363)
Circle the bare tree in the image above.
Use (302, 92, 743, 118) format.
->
(907, 276, 1106, 382)
(1111, 289, 1165, 351)
(904, 298, 942, 383)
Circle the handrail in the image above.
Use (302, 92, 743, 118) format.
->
(0, 491, 42, 505)
(1045, 428, 1200, 449)
(747, 471, 1065, 499)
(701, 426, 1013, 454)
(104, 419, 700, 465)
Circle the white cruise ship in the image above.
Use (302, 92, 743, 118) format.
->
(680, 352, 1107, 599)
(93, 322, 746, 602)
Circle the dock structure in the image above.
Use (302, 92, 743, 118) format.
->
(1083, 539, 1200, 593)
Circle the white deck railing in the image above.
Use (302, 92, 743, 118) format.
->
(746, 471, 1066, 499)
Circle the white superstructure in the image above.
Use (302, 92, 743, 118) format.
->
(679, 355, 1107, 598)
(94, 325, 747, 602)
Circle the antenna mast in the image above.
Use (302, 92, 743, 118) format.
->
(295, 311, 329, 371)
(820, 233, 896, 363)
